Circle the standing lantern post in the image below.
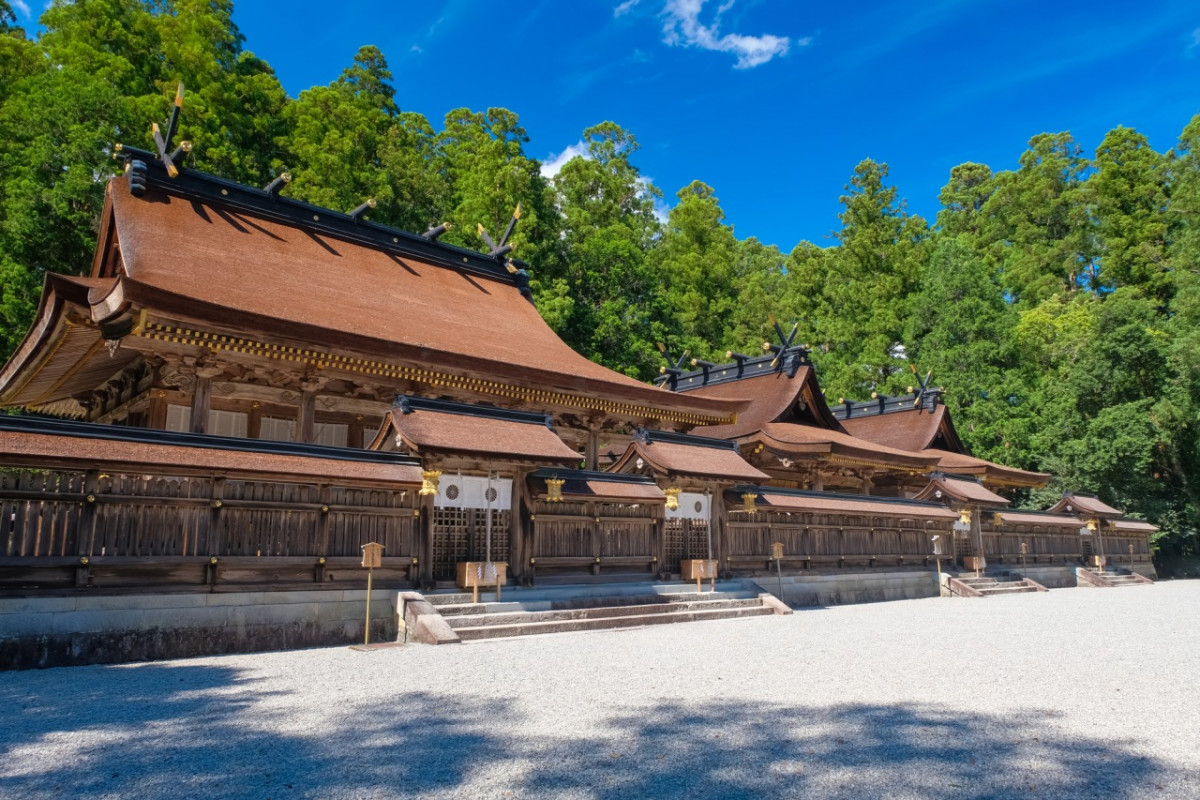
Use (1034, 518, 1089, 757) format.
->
(771, 541, 785, 601)
(361, 542, 384, 645)
(931, 533, 946, 594)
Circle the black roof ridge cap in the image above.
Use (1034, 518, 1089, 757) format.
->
(668, 353, 794, 392)
(634, 428, 737, 451)
(933, 472, 987, 484)
(0, 413, 421, 466)
(530, 468, 657, 484)
(728, 484, 953, 509)
(395, 395, 553, 428)
(1004, 509, 1082, 518)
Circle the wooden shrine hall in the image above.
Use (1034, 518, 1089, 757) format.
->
(0, 113, 1157, 606)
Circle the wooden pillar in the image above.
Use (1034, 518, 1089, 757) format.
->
(419, 490, 435, 587)
(509, 467, 527, 583)
(812, 472, 824, 492)
(861, 470, 874, 496)
(710, 484, 727, 575)
(74, 469, 100, 586)
(147, 391, 168, 430)
(248, 402, 263, 440)
(296, 391, 316, 443)
(585, 429, 599, 471)
(654, 503, 667, 577)
(190, 375, 212, 434)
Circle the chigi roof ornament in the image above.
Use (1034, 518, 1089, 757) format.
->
(653, 343, 691, 389)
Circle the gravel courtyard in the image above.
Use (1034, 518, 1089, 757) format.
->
(2, 581, 1198, 800)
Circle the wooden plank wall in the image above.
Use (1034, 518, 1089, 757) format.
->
(0, 468, 419, 591)
(529, 500, 659, 577)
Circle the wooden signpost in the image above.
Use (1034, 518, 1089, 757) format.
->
(770, 541, 785, 600)
(931, 534, 945, 593)
(361, 542, 383, 645)
(681, 558, 717, 593)
(457, 561, 507, 604)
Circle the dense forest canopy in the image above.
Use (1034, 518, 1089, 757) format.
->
(1, 1, 1198, 565)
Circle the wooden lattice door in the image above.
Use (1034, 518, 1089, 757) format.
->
(954, 531, 972, 566)
(431, 508, 511, 580)
(663, 518, 711, 573)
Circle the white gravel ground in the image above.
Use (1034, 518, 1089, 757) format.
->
(2, 581, 1199, 800)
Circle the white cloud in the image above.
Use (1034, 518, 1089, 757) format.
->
(541, 144, 672, 223)
(661, 0, 791, 69)
(410, 44, 423, 53)
(639, 175, 671, 224)
(614, 0, 641, 17)
(540, 141, 590, 179)
(12, 0, 31, 18)
(1188, 27, 1200, 56)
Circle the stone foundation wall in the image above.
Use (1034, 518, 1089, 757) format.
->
(752, 570, 942, 608)
(1129, 563, 1159, 580)
(0, 589, 397, 671)
(1014, 565, 1079, 589)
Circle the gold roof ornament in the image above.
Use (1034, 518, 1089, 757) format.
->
(546, 477, 565, 503)
(741, 492, 758, 514)
(664, 487, 681, 511)
(420, 469, 442, 496)
(953, 508, 971, 532)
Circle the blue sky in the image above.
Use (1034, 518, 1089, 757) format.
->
(14, 0, 1200, 250)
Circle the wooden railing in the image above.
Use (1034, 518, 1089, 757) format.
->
(1, 468, 420, 592)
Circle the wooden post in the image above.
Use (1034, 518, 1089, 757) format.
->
(247, 402, 263, 440)
(419, 491, 435, 587)
(74, 470, 100, 588)
(711, 484, 727, 576)
(147, 391, 168, 430)
(190, 375, 212, 434)
(361, 542, 384, 645)
(296, 390, 316, 444)
(585, 428, 599, 471)
(77, 469, 100, 560)
(510, 468, 526, 582)
(315, 485, 331, 582)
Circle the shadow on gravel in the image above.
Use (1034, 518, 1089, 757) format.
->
(518, 700, 1184, 799)
(1, 673, 1191, 800)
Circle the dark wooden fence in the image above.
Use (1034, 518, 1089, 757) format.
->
(725, 511, 951, 572)
(529, 499, 660, 578)
(1, 468, 419, 592)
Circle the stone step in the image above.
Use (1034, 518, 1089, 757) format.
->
(443, 597, 764, 628)
(420, 580, 751, 608)
(453, 603, 775, 641)
(436, 590, 758, 617)
(422, 592, 475, 607)
(976, 584, 1040, 595)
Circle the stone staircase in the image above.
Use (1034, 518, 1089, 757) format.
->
(948, 570, 1049, 598)
(408, 581, 788, 643)
(1077, 567, 1154, 588)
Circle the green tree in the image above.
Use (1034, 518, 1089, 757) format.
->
(282, 46, 398, 219)
(905, 234, 1023, 463)
(652, 181, 739, 362)
(979, 132, 1094, 304)
(436, 107, 559, 271)
(724, 236, 790, 355)
(810, 159, 928, 399)
(1088, 126, 1169, 299)
(548, 122, 664, 378)
(936, 162, 994, 237)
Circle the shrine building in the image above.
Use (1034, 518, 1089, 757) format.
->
(0, 111, 1158, 666)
